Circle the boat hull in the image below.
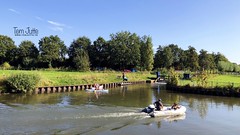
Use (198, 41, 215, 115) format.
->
(149, 106, 186, 117)
(85, 89, 109, 93)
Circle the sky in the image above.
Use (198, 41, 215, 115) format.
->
(1, 0, 240, 64)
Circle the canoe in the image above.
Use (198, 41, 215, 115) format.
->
(85, 89, 109, 93)
(142, 104, 186, 118)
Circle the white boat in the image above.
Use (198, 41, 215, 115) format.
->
(154, 81, 167, 85)
(142, 104, 186, 118)
(85, 88, 109, 93)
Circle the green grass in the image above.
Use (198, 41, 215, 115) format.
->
(179, 74, 240, 87)
(0, 70, 155, 87)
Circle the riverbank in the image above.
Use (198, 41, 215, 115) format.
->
(0, 69, 155, 93)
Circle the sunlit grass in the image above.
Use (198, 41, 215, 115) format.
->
(0, 70, 155, 87)
(179, 74, 240, 87)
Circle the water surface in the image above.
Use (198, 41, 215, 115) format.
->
(0, 84, 240, 134)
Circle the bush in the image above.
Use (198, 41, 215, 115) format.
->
(6, 73, 41, 93)
(0, 62, 11, 70)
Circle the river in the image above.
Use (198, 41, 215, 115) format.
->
(0, 84, 240, 135)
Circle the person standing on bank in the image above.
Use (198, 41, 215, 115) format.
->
(122, 72, 128, 81)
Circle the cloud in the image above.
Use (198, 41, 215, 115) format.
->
(8, 8, 21, 14)
(47, 20, 72, 32)
(35, 16, 44, 21)
(47, 20, 65, 27)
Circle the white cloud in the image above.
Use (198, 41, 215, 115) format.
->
(47, 20, 72, 32)
(47, 20, 65, 27)
(8, 8, 21, 14)
(35, 16, 44, 21)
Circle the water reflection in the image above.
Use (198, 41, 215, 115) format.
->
(1, 84, 240, 134)
(1, 84, 240, 118)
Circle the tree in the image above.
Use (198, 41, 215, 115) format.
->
(185, 46, 199, 71)
(109, 31, 141, 70)
(213, 52, 229, 66)
(88, 37, 110, 69)
(178, 49, 188, 70)
(162, 46, 173, 69)
(0, 35, 17, 65)
(38, 35, 67, 68)
(154, 45, 164, 69)
(168, 44, 182, 69)
(199, 49, 211, 71)
(18, 40, 39, 69)
(140, 36, 154, 71)
(68, 36, 91, 71)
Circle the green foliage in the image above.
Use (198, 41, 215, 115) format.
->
(0, 62, 11, 70)
(140, 36, 154, 71)
(18, 40, 39, 68)
(0, 35, 17, 65)
(168, 68, 179, 86)
(68, 36, 91, 71)
(191, 71, 209, 87)
(198, 49, 215, 71)
(38, 35, 67, 68)
(109, 31, 141, 70)
(217, 61, 240, 72)
(185, 46, 199, 71)
(6, 73, 41, 93)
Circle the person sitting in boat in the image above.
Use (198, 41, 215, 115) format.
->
(171, 102, 181, 110)
(93, 83, 99, 90)
(154, 98, 163, 111)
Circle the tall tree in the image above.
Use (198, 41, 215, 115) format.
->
(68, 36, 91, 71)
(213, 52, 229, 66)
(109, 31, 141, 70)
(199, 49, 210, 70)
(161, 46, 174, 69)
(185, 46, 199, 71)
(154, 45, 164, 69)
(168, 44, 182, 69)
(88, 37, 110, 69)
(18, 40, 39, 68)
(140, 36, 154, 71)
(0, 35, 17, 65)
(38, 35, 66, 68)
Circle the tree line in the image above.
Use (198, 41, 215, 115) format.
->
(0, 31, 153, 71)
(0, 31, 239, 72)
(154, 44, 240, 72)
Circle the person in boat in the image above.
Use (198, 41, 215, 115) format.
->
(154, 98, 163, 111)
(93, 83, 99, 90)
(171, 102, 181, 110)
(98, 85, 103, 90)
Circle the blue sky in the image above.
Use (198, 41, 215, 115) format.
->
(1, 0, 240, 64)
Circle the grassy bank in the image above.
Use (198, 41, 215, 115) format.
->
(0, 70, 155, 88)
(178, 74, 240, 87)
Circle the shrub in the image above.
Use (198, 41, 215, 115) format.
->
(6, 73, 41, 93)
(0, 62, 11, 70)
(168, 68, 179, 86)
